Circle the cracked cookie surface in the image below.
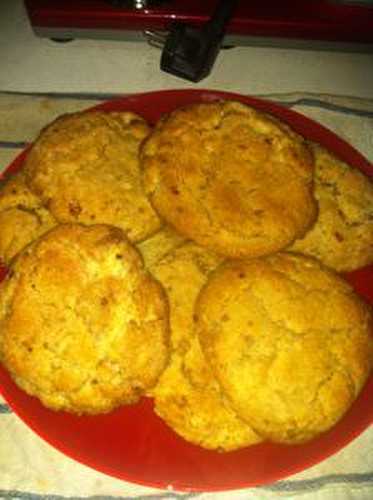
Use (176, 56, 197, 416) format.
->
(289, 143, 373, 272)
(149, 243, 262, 451)
(0, 171, 57, 264)
(0, 224, 169, 414)
(141, 101, 317, 258)
(195, 253, 373, 443)
(24, 111, 161, 242)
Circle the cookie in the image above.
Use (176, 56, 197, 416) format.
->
(195, 253, 373, 444)
(137, 225, 186, 269)
(0, 224, 169, 414)
(289, 143, 373, 272)
(150, 243, 262, 451)
(149, 243, 223, 353)
(24, 111, 161, 242)
(0, 171, 57, 264)
(142, 100, 317, 258)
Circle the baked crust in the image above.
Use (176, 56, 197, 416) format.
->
(137, 225, 186, 269)
(150, 243, 262, 451)
(0, 224, 169, 414)
(196, 252, 373, 443)
(24, 111, 161, 242)
(142, 101, 317, 257)
(0, 171, 56, 264)
(289, 143, 373, 271)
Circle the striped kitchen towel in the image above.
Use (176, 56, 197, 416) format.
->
(0, 90, 372, 500)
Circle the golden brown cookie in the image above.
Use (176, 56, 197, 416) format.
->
(196, 253, 373, 444)
(150, 243, 262, 451)
(142, 100, 317, 258)
(289, 143, 373, 272)
(24, 111, 161, 242)
(149, 243, 223, 353)
(137, 225, 186, 269)
(0, 224, 169, 414)
(0, 171, 57, 264)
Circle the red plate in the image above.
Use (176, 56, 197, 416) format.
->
(0, 89, 372, 492)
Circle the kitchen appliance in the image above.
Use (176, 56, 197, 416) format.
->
(24, 0, 373, 52)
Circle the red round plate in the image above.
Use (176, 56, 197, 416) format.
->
(0, 89, 372, 492)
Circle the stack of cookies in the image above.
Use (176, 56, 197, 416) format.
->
(0, 100, 372, 451)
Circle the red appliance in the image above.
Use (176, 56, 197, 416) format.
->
(24, 0, 373, 52)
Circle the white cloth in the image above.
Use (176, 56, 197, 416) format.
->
(0, 91, 372, 500)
